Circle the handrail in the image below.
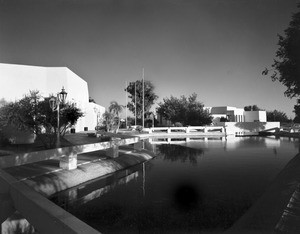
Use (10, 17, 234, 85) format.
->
(0, 136, 140, 169)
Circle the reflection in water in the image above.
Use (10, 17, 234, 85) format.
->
(157, 144, 204, 165)
(51, 165, 143, 210)
(142, 162, 145, 197)
(51, 137, 300, 233)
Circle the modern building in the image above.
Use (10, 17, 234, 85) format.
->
(0, 63, 105, 143)
(205, 106, 277, 135)
(157, 105, 278, 135)
(205, 106, 267, 123)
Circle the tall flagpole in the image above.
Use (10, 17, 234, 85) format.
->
(142, 68, 145, 128)
(135, 81, 137, 125)
(125, 81, 127, 128)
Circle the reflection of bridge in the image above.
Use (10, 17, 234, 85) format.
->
(149, 136, 225, 144)
(0, 135, 145, 234)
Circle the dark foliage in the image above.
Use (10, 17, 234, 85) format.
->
(157, 93, 212, 126)
(125, 80, 158, 119)
(266, 3, 300, 98)
(244, 105, 262, 111)
(0, 91, 83, 148)
(267, 109, 292, 122)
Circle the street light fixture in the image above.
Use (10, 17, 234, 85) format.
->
(93, 106, 99, 128)
(49, 87, 67, 147)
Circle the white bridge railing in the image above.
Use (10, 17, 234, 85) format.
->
(147, 126, 224, 134)
(0, 136, 140, 170)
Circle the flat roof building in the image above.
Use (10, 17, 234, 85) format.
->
(205, 106, 267, 123)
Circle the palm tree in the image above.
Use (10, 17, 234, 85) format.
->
(108, 101, 124, 133)
(102, 111, 114, 132)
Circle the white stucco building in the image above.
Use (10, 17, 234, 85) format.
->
(157, 105, 278, 135)
(205, 106, 267, 123)
(0, 63, 105, 138)
(205, 106, 278, 135)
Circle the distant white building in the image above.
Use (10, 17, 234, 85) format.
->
(205, 106, 278, 135)
(157, 105, 278, 135)
(0, 63, 105, 142)
(205, 106, 267, 123)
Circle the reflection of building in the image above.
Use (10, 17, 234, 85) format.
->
(205, 106, 266, 123)
(0, 63, 105, 142)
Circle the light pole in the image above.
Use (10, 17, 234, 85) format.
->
(135, 81, 137, 126)
(49, 87, 67, 147)
(151, 113, 155, 128)
(94, 106, 99, 128)
(142, 68, 144, 128)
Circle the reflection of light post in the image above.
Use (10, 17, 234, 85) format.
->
(49, 87, 67, 147)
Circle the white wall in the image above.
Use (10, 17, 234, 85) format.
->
(1, 63, 48, 101)
(0, 63, 105, 141)
(84, 102, 106, 131)
(244, 111, 267, 122)
(231, 108, 245, 122)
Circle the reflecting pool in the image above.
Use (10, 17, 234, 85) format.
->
(51, 136, 299, 233)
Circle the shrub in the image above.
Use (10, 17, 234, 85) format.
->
(174, 122, 183, 127)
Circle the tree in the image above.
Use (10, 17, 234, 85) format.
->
(244, 105, 262, 111)
(263, 4, 300, 124)
(294, 102, 300, 123)
(102, 111, 115, 133)
(267, 110, 291, 122)
(263, 3, 300, 98)
(220, 117, 229, 122)
(0, 91, 83, 148)
(157, 93, 212, 126)
(108, 101, 124, 133)
(101, 101, 124, 133)
(125, 80, 158, 125)
(89, 97, 96, 103)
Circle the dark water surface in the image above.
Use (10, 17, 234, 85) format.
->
(51, 136, 299, 233)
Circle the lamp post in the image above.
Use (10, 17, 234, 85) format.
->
(94, 106, 99, 128)
(49, 87, 67, 147)
(151, 113, 155, 128)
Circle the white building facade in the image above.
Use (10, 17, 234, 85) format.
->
(205, 106, 278, 135)
(0, 63, 105, 137)
(205, 106, 267, 123)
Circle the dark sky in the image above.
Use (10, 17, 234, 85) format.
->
(0, 0, 299, 117)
